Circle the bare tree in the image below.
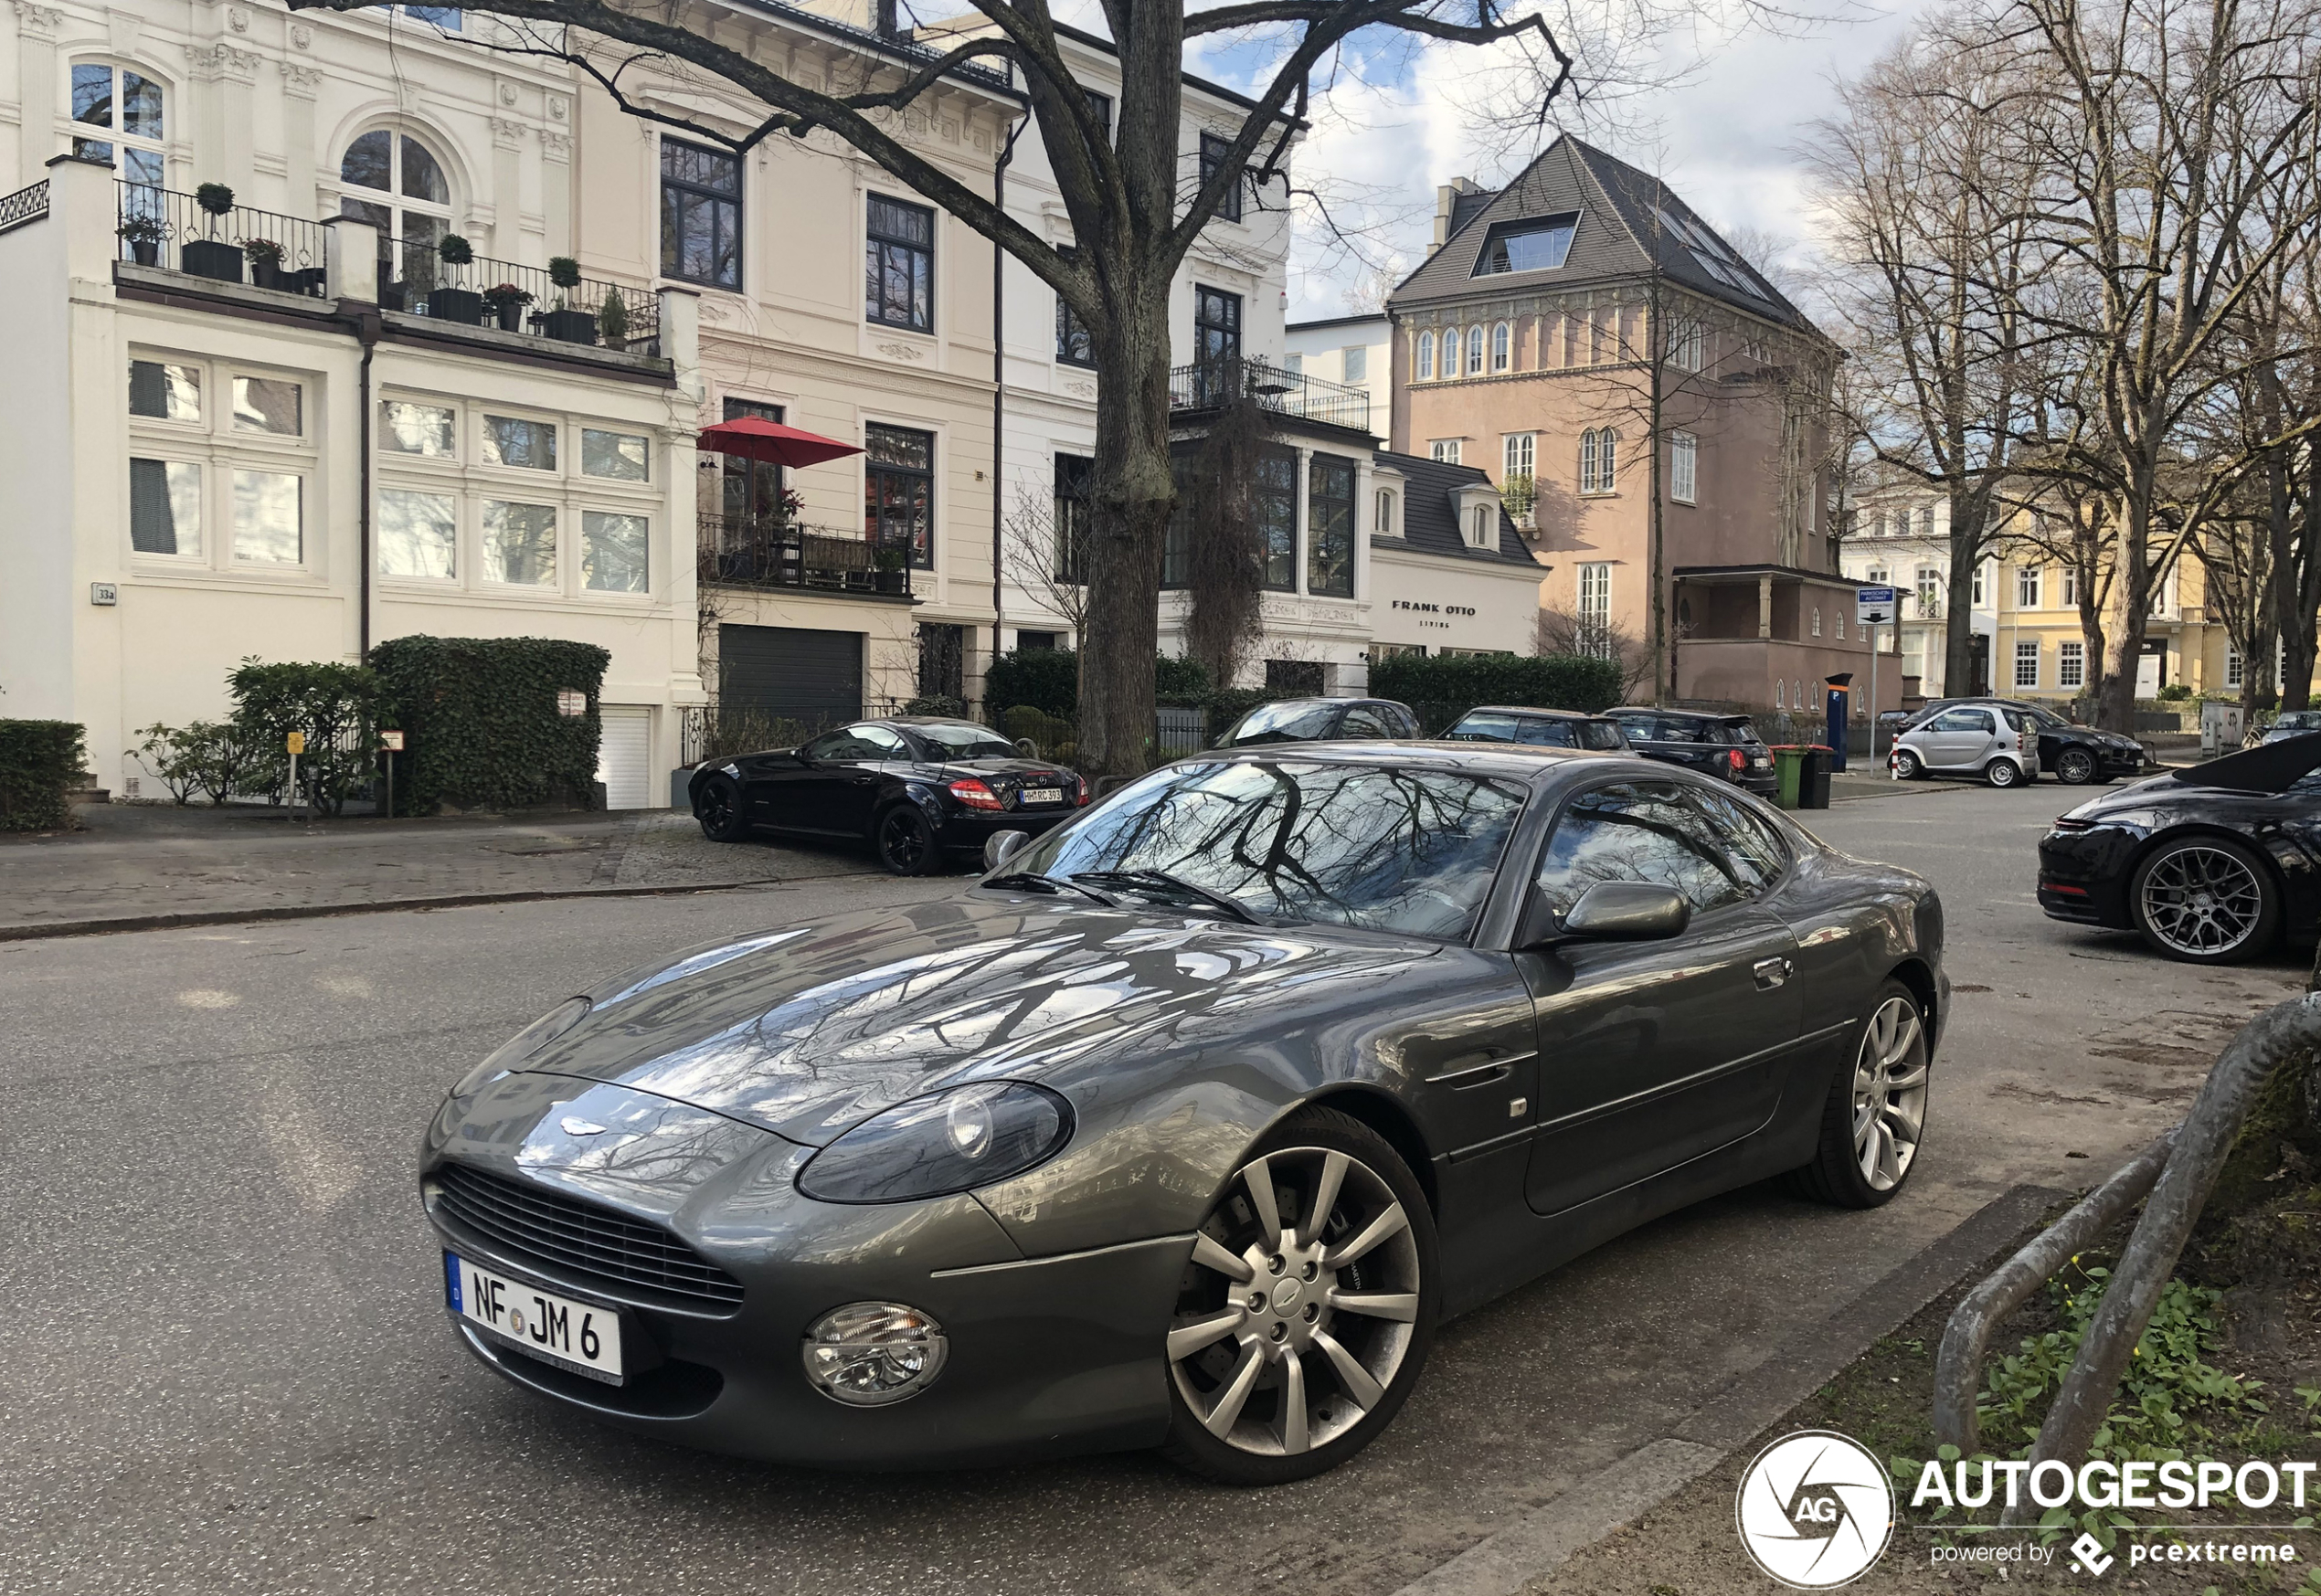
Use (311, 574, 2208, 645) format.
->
(999, 482, 1091, 646)
(1538, 606, 1652, 698)
(286, 0, 1608, 775)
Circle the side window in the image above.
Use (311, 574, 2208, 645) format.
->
(855, 726, 910, 759)
(1684, 788, 1788, 887)
(1655, 719, 1706, 745)
(1927, 710, 1978, 734)
(1341, 706, 1391, 737)
(1959, 710, 1996, 734)
(1449, 713, 1519, 742)
(1515, 718, 1577, 748)
(802, 729, 863, 761)
(1533, 782, 1762, 917)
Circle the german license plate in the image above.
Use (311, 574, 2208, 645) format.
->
(1021, 787, 1064, 806)
(445, 1252, 624, 1384)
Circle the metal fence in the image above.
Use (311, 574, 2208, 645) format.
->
(0, 177, 49, 237)
(696, 514, 908, 597)
(1168, 356, 1372, 433)
(116, 181, 328, 296)
(380, 236, 659, 349)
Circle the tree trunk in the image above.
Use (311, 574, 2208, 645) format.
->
(1944, 486, 1982, 695)
(1078, 293, 1175, 777)
(2278, 447, 2321, 712)
(2096, 496, 2151, 734)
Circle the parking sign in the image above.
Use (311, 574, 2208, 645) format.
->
(1856, 586, 1896, 626)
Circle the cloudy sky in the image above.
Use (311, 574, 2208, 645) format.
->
(1150, 0, 1936, 318)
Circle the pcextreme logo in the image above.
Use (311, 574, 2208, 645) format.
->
(1735, 1431, 1897, 1589)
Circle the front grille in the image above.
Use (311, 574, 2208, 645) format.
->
(434, 1163, 744, 1311)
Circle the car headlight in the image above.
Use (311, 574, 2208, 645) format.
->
(795, 1082, 1072, 1203)
(450, 996, 591, 1098)
(802, 1302, 949, 1405)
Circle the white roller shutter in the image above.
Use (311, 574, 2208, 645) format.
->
(598, 706, 653, 810)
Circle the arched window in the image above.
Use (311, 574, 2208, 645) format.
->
(1491, 322, 1511, 372)
(1811, 607, 1822, 637)
(1580, 428, 1618, 494)
(1466, 324, 1486, 375)
(1775, 680, 1786, 709)
(1579, 429, 1599, 494)
(1415, 332, 1435, 381)
(72, 63, 166, 192)
(339, 129, 453, 278)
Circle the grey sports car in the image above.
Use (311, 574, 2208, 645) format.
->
(424, 742, 1945, 1484)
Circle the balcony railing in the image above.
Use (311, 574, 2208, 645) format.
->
(1169, 356, 1372, 433)
(381, 236, 659, 351)
(116, 181, 328, 297)
(698, 513, 913, 598)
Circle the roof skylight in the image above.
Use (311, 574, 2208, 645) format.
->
(1471, 212, 1580, 277)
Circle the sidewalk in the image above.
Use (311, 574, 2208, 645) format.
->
(0, 801, 882, 937)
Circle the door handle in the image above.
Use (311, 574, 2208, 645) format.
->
(1754, 957, 1792, 989)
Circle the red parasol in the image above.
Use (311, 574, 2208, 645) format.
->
(696, 417, 864, 469)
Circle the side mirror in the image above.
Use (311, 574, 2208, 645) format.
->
(1558, 882, 1691, 942)
(982, 830, 1031, 872)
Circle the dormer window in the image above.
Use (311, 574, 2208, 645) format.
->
(1468, 503, 1496, 548)
(1471, 213, 1578, 277)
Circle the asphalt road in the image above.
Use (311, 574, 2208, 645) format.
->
(0, 783, 2302, 1596)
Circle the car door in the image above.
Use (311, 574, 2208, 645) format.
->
(1920, 708, 1998, 770)
(1518, 777, 1803, 1217)
(818, 724, 911, 835)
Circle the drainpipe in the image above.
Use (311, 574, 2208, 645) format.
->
(991, 78, 1026, 701)
(325, 217, 383, 661)
(356, 319, 377, 659)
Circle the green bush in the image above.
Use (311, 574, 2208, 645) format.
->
(1155, 654, 1213, 703)
(228, 659, 385, 816)
(986, 648, 1081, 717)
(0, 720, 87, 830)
(367, 636, 609, 814)
(2157, 682, 2194, 702)
(126, 721, 261, 806)
(1001, 705, 1077, 765)
(903, 695, 969, 718)
(1370, 653, 1623, 732)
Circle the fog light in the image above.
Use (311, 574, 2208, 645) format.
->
(801, 1302, 949, 1406)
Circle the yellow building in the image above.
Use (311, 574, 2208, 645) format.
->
(1982, 543, 2245, 704)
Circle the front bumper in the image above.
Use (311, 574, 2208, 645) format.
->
(2035, 824, 2140, 927)
(424, 1074, 1184, 1468)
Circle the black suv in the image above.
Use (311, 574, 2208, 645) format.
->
(1213, 697, 1420, 747)
(1900, 697, 2145, 785)
(1603, 708, 1779, 796)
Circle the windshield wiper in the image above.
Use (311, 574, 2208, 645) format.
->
(983, 872, 1118, 905)
(1071, 869, 1267, 925)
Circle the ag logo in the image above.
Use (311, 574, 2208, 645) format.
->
(1734, 1430, 1895, 1589)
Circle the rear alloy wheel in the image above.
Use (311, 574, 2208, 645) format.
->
(1789, 982, 1929, 1210)
(694, 777, 750, 843)
(1892, 749, 1922, 780)
(874, 805, 937, 876)
(1985, 757, 2026, 788)
(2130, 837, 2279, 964)
(1161, 1107, 1437, 1485)
(2055, 747, 2098, 786)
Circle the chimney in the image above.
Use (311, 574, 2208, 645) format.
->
(1434, 177, 1482, 248)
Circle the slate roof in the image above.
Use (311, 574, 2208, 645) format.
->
(1374, 449, 1540, 567)
(1387, 137, 1816, 333)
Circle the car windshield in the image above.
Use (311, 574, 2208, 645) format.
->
(1226, 702, 1340, 745)
(2278, 711, 2321, 731)
(1001, 758, 1529, 940)
(912, 722, 1021, 760)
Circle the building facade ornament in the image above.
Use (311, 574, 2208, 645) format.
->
(876, 341, 926, 363)
(280, 60, 323, 96)
(13, 2, 64, 40)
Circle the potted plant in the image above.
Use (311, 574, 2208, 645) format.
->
(181, 183, 243, 282)
(598, 285, 630, 350)
(540, 257, 596, 344)
(116, 212, 164, 267)
(481, 281, 534, 332)
(425, 234, 482, 323)
(872, 544, 909, 596)
(1500, 470, 1536, 531)
(244, 237, 289, 291)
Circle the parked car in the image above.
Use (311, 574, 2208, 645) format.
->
(1889, 704, 2042, 787)
(1899, 697, 2143, 784)
(2261, 709, 2321, 745)
(429, 743, 1944, 1484)
(1602, 708, 1778, 796)
(1212, 696, 1420, 747)
(2037, 736, 2321, 962)
(1442, 706, 1630, 751)
(687, 717, 1086, 875)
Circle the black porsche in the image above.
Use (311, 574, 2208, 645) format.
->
(428, 742, 1945, 1484)
(2038, 737, 2321, 962)
(688, 717, 1086, 874)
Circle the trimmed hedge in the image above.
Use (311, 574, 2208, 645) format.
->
(368, 636, 609, 814)
(0, 720, 87, 830)
(1370, 653, 1623, 732)
(228, 659, 384, 816)
(986, 650, 1215, 718)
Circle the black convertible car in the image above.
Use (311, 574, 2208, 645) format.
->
(688, 717, 1085, 875)
(2038, 738, 2321, 962)
(429, 743, 1944, 1484)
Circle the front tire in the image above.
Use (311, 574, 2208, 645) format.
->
(1986, 756, 2026, 788)
(694, 777, 750, 843)
(874, 803, 937, 875)
(2130, 836, 2279, 964)
(1788, 981, 1929, 1210)
(1160, 1106, 1438, 1485)
(2055, 747, 2098, 786)
(1892, 749, 1922, 780)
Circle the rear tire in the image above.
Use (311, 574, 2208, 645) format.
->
(2129, 835, 2279, 964)
(694, 777, 750, 843)
(1160, 1106, 1438, 1486)
(1891, 749, 1922, 780)
(874, 804, 937, 876)
(1787, 979, 1929, 1210)
(1986, 757, 2025, 788)
(2056, 747, 2098, 786)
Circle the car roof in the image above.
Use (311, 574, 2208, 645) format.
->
(1196, 739, 1638, 781)
(1458, 704, 1610, 722)
(871, 717, 1010, 730)
(1607, 706, 1754, 726)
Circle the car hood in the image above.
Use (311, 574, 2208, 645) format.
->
(513, 895, 1435, 1146)
(2059, 771, 2218, 821)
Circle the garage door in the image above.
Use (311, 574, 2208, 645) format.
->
(597, 706, 654, 810)
(719, 625, 863, 729)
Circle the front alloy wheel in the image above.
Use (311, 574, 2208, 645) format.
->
(2056, 747, 2098, 785)
(1790, 982, 1928, 1209)
(2132, 838, 2278, 963)
(1162, 1108, 1436, 1485)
